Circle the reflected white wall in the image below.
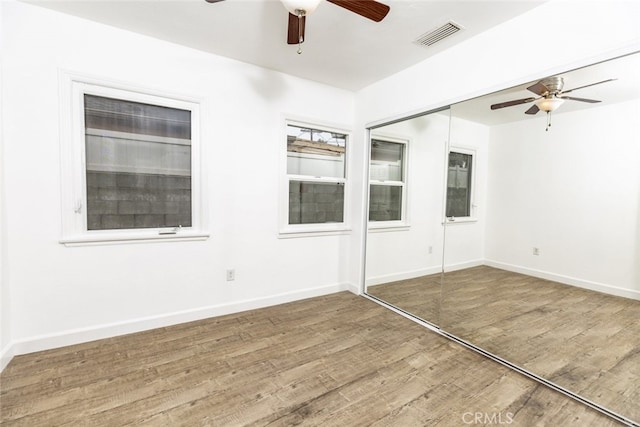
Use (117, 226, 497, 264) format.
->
(485, 99, 640, 297)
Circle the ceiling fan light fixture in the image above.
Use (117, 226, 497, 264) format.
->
(535, 96, 565, 112)
(281, 0, 322, 15)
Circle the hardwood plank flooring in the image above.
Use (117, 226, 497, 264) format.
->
(367, 266, 640, 423)
(0, 292, 623, 426)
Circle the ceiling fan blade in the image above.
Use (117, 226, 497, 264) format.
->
(490, 97, 536, 110)
(524, 104, 540, 115)
(561, 78, 616, 94)
(560, 96, 601, 103)
(326, 0, 390, 22)
(287, 13, 306, 44)
(526, 81, 550, 96)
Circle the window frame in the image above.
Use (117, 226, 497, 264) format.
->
(279, 118, 351, 237)
(58, 72, 208, 246)
(368, 134, 409, 230)
(445, 146, 477, 224)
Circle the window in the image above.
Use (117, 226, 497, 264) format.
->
(369, 139, 407, 223)
(446, 149, 474, 219)
(282, 122, 349, 234)
(60, 76, 206, 244)
(84, 95, 192, 230)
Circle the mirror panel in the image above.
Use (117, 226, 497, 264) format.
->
(366, 52, 640, 424)
(365, 109, 450, 326)
(443, 52, 640, 422)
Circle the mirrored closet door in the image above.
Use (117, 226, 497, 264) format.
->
(365, 52, 640, 425)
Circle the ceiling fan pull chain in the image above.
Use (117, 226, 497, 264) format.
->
(546, 112, 551, 131)
(297, 9, 304, 54)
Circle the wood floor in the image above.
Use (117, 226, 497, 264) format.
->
(368, 266, 640, 424)
(0, 292, 623, 426)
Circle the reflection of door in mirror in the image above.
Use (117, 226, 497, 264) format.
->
(365, 109, 450, 326)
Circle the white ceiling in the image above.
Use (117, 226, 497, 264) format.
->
(27, 0, 544, 91)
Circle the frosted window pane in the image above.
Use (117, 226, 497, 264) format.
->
(289, 181, 344, 225)
(369, 185, 402, 221)
(84, 95, 192, 230)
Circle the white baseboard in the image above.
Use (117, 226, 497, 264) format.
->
(366, 258, 639, 301)
(344, 281, 361, 295)
(366, 260, 485, 287)
(485, 259, 640, 301)
(365, 265, 442, 287)
(1, 342, 15, 372)
(4, 282, 352, 367)
(444, 259, 484, 273)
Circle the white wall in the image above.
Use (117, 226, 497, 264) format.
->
(351, 0, 640, 290)
(443, 117, 490, 271)
(0, 0, 11, 371)
(485, 99, 640, 298)
(1, 1, 356, 359)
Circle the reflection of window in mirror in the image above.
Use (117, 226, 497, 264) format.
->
(446, 149, 475, 220)
(369, 138, 407, 225)
(284, 122, 348, 231)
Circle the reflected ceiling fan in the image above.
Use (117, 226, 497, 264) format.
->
(490, 76, 616, 130)
(205, 0, 390, 53)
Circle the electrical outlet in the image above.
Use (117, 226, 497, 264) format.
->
(226, 269, 235, 281)
(533, 247, 540, 256)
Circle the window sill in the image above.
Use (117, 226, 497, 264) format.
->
(444, 217, 478, 225)
(368, 222, 410, 233)
(60, 231, 210, 247)
(278, 224, 351, 239)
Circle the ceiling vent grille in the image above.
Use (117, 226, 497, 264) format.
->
(414, 21, 463, 47)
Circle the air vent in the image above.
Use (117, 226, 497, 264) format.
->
(414, 21, 463, 47)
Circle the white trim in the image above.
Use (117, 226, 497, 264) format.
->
(287, 175, 346, 184)
(7, 282, 352, 358)
(368, 222, 410, 232)
(365, 265, 442, 287)
(58, 70, 208, 245)
(278, 227, 352, 238)
(484, 259, 640, 301)
(364, 259, 485, 287)
(344, 281, 361, 296)
(364, 258, 639, 301)
(60, 232, 210, 247)
(444, 217, 478, 225)
(443, 258, 484, 273)
(0, 342, 15, 373)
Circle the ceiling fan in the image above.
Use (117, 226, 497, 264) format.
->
(490, 76, 616, 130)
(205, 0, 390, 52)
